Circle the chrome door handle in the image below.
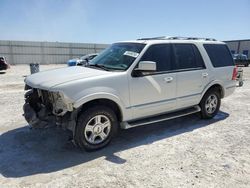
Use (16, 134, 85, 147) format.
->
(164, 77, 173, 83)
(202, 73, 208, 78)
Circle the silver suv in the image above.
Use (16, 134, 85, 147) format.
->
(23, 37, 237, 151)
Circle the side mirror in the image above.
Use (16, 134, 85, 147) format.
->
(132, 61, 156, 77)
(136, 61, 156, 71)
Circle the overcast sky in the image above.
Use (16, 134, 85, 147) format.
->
(0, 0, 249, 44)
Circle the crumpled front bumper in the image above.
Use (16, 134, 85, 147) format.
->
(23, 102, 53, 128)
(23, 90, 77, 131)
(23, 102, 39, 127)
(23, 89, 57, 128)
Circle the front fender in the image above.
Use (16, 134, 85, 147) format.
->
(73, 92, 125, 109)
(72, 89, 131, 121)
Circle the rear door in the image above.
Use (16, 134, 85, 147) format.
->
(173, 44, 209, 108)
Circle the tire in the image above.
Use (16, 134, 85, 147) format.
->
(75, 105, 118, 151)
(199, 89, 221, 119)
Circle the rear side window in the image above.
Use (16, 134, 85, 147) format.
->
(173, 44, 205, 70)
(204, 44, 234, 67)
(141, 44, 173, 72)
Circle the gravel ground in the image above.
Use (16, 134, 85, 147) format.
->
(0, 65, 250, 188)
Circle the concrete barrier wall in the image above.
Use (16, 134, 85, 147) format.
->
(0, 40, 109, 64)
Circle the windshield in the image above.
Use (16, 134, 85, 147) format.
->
(88, 43, 145, 71)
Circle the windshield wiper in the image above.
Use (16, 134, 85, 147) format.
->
(87, 64, 110, 71)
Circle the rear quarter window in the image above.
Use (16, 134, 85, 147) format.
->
(204, 44, 234, 67)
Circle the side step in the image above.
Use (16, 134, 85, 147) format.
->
(121, 105, 201, 129)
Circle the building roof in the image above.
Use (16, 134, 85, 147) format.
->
(224, 39, 250, 42)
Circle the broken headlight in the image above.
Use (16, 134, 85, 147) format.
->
(37, 90, 73, 116)
(51, 92, 73, 115)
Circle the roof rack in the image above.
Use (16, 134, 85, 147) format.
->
(137, 36, 166, 40)
(167, 36, 217, 41)
(137, 36, 217, 41)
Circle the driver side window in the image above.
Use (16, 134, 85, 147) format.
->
(140, 44, 173, 73)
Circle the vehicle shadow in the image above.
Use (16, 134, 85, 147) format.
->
(0, 111, 229, 178)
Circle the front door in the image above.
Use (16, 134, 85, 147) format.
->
(129, 44, 177, 119)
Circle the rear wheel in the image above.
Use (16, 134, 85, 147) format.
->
(75, 106, 118, 151)
(200, 89, 221, 119)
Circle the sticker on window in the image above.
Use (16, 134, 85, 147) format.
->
(124, 51, 139, 58)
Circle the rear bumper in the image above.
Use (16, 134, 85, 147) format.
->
(224, 85, 236, 97)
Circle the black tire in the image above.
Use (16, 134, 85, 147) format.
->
(75, 105, 118, 151)
(199, 89, 221, 119)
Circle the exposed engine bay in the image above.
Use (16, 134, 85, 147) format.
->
(23, 87, 77, 132)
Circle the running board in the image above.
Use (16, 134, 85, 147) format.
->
(121, 105, 201, 129)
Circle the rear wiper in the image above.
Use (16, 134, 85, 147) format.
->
(87, 64, 110, 71)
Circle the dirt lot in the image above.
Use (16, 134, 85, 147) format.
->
(0, 65, 250, 188)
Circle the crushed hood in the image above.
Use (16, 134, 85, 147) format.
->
(25, 66, 112, 90)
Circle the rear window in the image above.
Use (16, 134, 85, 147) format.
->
(204, 44, 234, 67)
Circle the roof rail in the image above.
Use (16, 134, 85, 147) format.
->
(137, 36, 166, 40)
(167, 36, 217, 41)
(137, 36, 217, 41)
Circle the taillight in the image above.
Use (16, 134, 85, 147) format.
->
(232, 66, 238, 80)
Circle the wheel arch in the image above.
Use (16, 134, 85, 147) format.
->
(76, 98, 123, 123)
(201, 82, 225, 102)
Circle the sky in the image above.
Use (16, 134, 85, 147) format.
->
(0, 0, 249, 44)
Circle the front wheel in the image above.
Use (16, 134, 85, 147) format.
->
(75, 106, 118, 151)
(200, 89, 221, 119)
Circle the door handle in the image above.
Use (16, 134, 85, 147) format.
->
(202, 73, 209, 78)
(164, 77, 173, 83)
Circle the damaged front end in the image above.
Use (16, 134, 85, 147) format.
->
(23, 87, 77, 132)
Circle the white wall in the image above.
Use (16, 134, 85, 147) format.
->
(0, 40, 109, 64)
